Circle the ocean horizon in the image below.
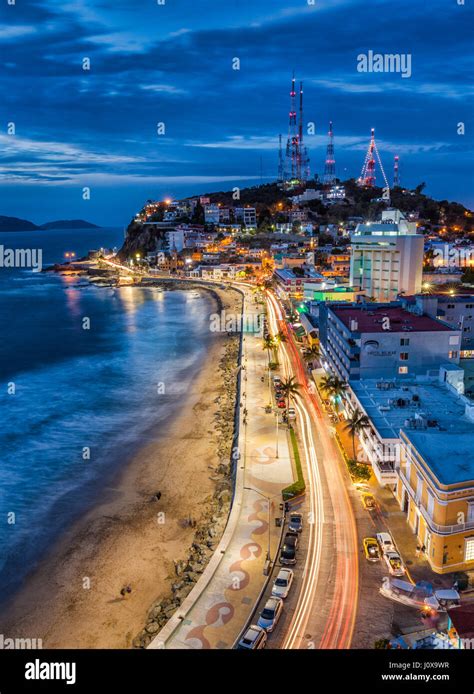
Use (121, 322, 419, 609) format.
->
(0, 227, 214, 604)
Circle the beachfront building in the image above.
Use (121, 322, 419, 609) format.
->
(402, 293, 474, 355)
(274, 267, 326, 299)
(350, 209, 424, 301)
(318, 303, 461, 383)
(346, 369, 474, 574)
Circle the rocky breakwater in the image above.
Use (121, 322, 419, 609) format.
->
(132, 326, 241, 648)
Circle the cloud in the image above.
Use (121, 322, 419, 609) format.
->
(139, 84, 188, 95)
(0, 24, 37, 39)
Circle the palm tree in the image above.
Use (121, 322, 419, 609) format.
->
(274, 330, 287, 345)
(330, 377, 347, 411)
(344, 407, 370, 459)
(320, 374, 335, 395)
(262, 335, 275, 364)
(279, 376, 300, 413)
(319, 374, 347, 412)
(304, 343, 320, 364)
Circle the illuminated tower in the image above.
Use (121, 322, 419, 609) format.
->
(323, 121, 336, 184)
(393, 155, 400, 187)
(358, 128, 389, 188)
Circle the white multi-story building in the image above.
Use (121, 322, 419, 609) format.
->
(204, 205, 221, 225)
(234, 207, 257, 229)
(350, 209, 424, 301)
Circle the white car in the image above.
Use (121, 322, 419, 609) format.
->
(271, 568, 294, 599)
(376, 532, 395, 555)
(384, 551, 406, 577)
(287, 407, 296, 420)
(257, 597, 283, 632)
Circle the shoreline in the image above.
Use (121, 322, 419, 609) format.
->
(0, 284, 243, 649)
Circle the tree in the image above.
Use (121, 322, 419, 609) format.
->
(320, 374, 347, 411)
(304, 343, 320, 363)
(344, 407, 370, 459)
(280, 376, 300, 412)
(274, 330, 287, 346)
(262, 335, 275, 364)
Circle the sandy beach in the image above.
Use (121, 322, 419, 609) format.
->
(0, 285, 243, 649)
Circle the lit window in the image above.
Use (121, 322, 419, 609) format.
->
(465, 538, 474, 563)
(399, 366, 408, 374)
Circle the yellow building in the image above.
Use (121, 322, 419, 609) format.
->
(396, 428, 474, 574)
(348, 373, 474, 575)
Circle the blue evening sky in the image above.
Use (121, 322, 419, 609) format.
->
(1, 0, 472, 226)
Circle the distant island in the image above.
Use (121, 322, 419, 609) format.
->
(0, 216, 100, 232)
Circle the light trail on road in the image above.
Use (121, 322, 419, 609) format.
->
(265, 290, 359, 649)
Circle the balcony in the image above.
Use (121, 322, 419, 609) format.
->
(398, 469, 474, 535)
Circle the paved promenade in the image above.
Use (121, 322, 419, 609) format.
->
(149, 285, 293, 649)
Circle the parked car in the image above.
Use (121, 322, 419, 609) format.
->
(288, 513, 303, 533)
(284, 531, 299, 551)
(273, 376, 282, 386)
(280, 542, 297, 565)
(271, 568, 294, 599)
(287, 407, 296, 420)
(363, 537, 380, 562)
(257, 597, 283, 632)
(384, 551, 406, 577)
(376, 532, 395, 555)
(277, 399, 286, 409)
(237, 625, 267, 650)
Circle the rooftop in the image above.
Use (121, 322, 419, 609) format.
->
(350, 377, 474, 486)
(332, 306, 453, 333)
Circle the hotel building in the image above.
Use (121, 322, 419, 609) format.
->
(350, 209, 424, 301)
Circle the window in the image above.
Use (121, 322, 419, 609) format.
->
(449, 351, 458, 359)
(449, 335, 460, 345)
(399, 366, 408, 374)
(400, 352, 409, 361)
(468, 501, 474, 524)
(465, 537, 474, 563)
(447, 304, 455, 309)
(400, 338, 410, 346)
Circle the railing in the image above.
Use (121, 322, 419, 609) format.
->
(398, 469, 474, 535)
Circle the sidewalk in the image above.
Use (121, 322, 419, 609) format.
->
(149, 286, 293, 649)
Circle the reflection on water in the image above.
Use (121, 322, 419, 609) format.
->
(0, 228, 216, 604)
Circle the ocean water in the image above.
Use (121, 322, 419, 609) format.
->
(0, 228, 215, 602)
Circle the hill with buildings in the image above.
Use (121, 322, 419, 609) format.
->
(118, 181, 472, 260)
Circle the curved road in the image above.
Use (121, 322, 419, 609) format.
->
(266, 290, 359, 649)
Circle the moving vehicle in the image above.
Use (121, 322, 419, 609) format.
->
(236, 625, 267, 650)
(257, 597, 283, 632)
(287, 407, 296, 420)
(271, 568, 294, 599)
(361, 493, 376, 511)
(363, 537, 380, 561)
(288, 513, 303, 533)
(376, 532, 395, 555)
(384, 551, 406, 577)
